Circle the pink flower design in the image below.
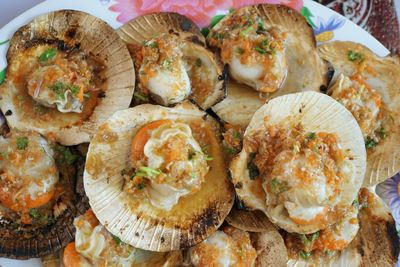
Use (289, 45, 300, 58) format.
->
(109, 0, 303, 28)
(109, 0, 233, 28)
(232, 0, 303, 11)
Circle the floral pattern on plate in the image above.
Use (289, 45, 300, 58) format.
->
(107, 0, 303, 27)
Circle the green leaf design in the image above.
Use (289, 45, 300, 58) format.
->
(0, 68, 6, 85)
(210, 14, 226, 28)
(300, 7, 316, 28)
(0, 39, 9, 46)
(201, 13, 228, 37)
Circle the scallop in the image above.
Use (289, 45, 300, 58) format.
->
(0, 130, 86, 259)
(287, 188, 399, 266)
(230, 91, 366, 234)
(209, 4, 329, 127)
(319, 41, 400, 186)
(0, 10, 135, 145)
(84, 101, 234, 252)
(63, 210, 182, 266)
(117, 12, 226, 109)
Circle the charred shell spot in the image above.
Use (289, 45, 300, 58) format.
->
(179, 202, 221, 249)
(4, 110, 12, 116)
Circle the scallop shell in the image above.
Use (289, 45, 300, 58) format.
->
(117, 12, 226, 110)
(226, 207, 276, 232)
(0, 10, 135, 145)
(251, 227, 288, 267)
(84, 101, 234, 252)
(287, 188, 399, 266)
(230, 91, 366, 234)
(319, 41, 400, 186)
(0, 147, 87, 259)
(210, 4, 329, 127)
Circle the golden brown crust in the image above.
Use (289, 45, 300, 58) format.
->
(1, 10, 135, 145)
(84, 102, 235, 252)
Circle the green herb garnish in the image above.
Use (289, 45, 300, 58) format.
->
(299, 251, 311, 260)
(162, 59, 172, 69)
(223, 145, 239, 155)
(54, 145, 80, 165)
(205, 155, 214, 161)
(235, 47, 244, 55)
(135, 166, 161, 177)
(347, 50, 364, 62)
(39, 48, 57, 62)
(195, 58, 202, 67)
(247, 152, 260, 180)
(16, 137, 28, 150)
(270, 178, 288, 194)
(133, 92, 149, 102)
(365, 137, 378, 149)
(306, 132, 316, 140)
(49, 82, 80, 101)
(377, 127, 387, 139)
(137, 181, 145, 190)
(255, 39, 274, 55)
(29, 209, 41, 219)
(112, 234, 123, 245)
(143, 41, 158, 48)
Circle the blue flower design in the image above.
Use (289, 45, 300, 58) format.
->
(99, 0, 112, 5)
(313, 14, 346, 36)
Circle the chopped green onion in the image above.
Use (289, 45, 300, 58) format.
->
(143, 41, 158, 48)
(133, 92, 149, 102)
(162, 59, 172, 69)
(137, 181, 145, 190)
(347, 50, 364, 62)
(39, 48, 57, 62)
(223, 145, 239, 155)
(270, 178, 288, 194)
(112, 234, 123, 245)
(247, 153, 260, 180)
(299, 251, 311, 260)
(195, 58, 202, 67)
(235, 47, 244, 55)
(205, 155, 214, 161)
(53, 145, 80, 165)
(16, 137, 28, 150)
(232, 131, 242, 139)
(135, 166, 161, 177)
(365, 137, 378, 149)
(29, 209, 41, 219)
(306, 132, 316, 140)
(377, 127, 387, 139)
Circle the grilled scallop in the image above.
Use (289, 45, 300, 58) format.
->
(84, 101, 234, 252)
(0, 130, 86, 258)
(0, 10, 135, 145)
(286, 188, 399, 266)
(209, 4, 329, 127)
(118, 12, 226, 109)
(63, 209, 182, 267)
(230, 92, 366, 234)
(319, 41, 400, 186)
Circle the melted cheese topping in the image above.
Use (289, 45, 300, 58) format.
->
(189, 227, 257, 267)
(0, 132, 58, 212)
(208, 8, 287, 92)
(138, 35, 190, 106)
(248, 122, 351, 230)
(25, 46, 96, 113)
(330, 74, 383, 142)
(143, 122, 208, 210)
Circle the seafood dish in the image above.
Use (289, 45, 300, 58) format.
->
(0, 3, 399, 267)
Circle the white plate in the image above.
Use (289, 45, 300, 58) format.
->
(0, 0, 394, 266)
